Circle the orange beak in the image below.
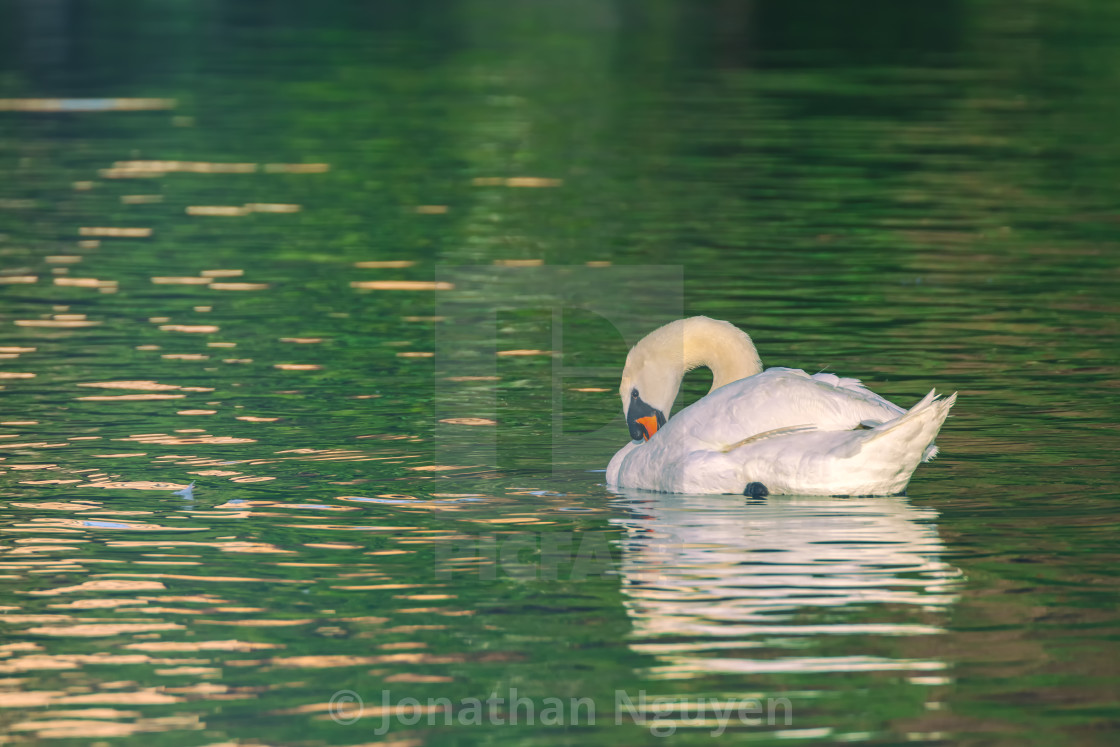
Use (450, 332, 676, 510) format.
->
(636, 415, 659, 441)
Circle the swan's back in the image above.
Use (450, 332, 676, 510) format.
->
(663, 367, 902, 451)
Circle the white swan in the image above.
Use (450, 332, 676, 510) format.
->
(606, 317, 956, 496)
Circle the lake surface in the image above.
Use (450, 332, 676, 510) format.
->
(2, 1, 1118, 744)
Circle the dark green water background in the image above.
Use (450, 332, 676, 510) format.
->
(2, 1, 1118, 745)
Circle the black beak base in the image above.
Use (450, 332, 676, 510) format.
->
(626, 394, 666, 442)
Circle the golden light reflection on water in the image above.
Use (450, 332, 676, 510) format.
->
(350, 280, 454, 290)
(159, 325, 220, 333)
(110, 160, 257, 174)
(262, 163, 330, 173)
(186, 204, 300, 216)
(186, 205, 251, 216)
(493, 258, 543, 267)
(26, 623, 186, 637)
(211, 500, 356, 513)
(497, 348, 552, 356)
(15, 318, 101, 327)
(471, 176, 562, 187)
(3, 442, 67, 449)
(78, 227, 152, 238)
(76, 393, 185, 401)
(439, 417, 497, 425)
(104, 541, 294, 553)
(150, 276, 211, 285)
(15, 518, 205, 532)
(353, 258, 416, 267)
(0, 98, 176, 111)
(93, 572, 303, 583)
(210, 282, 269, 291)
(10, 501, 104, 511)
(245, 203, 300, 213)
(124, 640, 281, 652)
(7, 715, 202, 740)
(77, 381, 215, 392)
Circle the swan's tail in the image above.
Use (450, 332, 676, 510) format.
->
(863, 389, 956, 464)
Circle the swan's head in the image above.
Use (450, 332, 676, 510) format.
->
(619, 351, 675, 442)
(619, 317, 763, 442)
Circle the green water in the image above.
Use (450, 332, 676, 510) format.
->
(2, 1, 1119, 744)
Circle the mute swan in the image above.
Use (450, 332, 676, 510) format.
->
(606, 317, 956, 496)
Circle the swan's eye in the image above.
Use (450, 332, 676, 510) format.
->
(631, 388, 639, 400)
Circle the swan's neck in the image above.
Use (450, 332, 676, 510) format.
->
(680, 318, 763, 392)
(623, 317, 764, 420)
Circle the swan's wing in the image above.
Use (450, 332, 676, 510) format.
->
(666, 367, 906, 450)
(719, 424, 818, 452)
(807, 371, 906, 419)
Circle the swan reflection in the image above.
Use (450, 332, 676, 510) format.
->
(609, 490, 963, 679)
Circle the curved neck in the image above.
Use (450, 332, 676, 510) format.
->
(625, 317, 764, 418)
(680, 322, 761, 391)
(679, 317, 763, 392)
